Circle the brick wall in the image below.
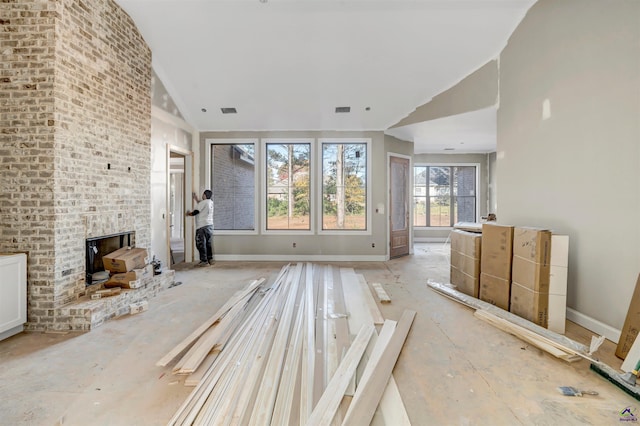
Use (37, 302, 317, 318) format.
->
(0, 0, 152, 330)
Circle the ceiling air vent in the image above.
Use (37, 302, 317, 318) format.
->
(221, 107, 237, 114)
(335, 106, 351, 113)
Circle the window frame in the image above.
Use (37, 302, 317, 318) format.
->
(261, 138, 315, 235)
(206, 138, 259, 235)
(413, 163, 480, 229)
(318, 138, 372, 235)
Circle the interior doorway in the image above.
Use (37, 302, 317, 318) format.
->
(169, 151, 186, 265)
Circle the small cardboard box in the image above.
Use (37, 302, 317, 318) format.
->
(451, 266, 480, 298)
(479, 273, 511, 311)
(480, 223, 514, 280)
(104, 264, 153, 289)
(102, 247, 148, 273)
(510, 282, 548, 327)
(512, 256, 550, 293)
(451, 230, 482, 258)
(616, 273, 640, 359)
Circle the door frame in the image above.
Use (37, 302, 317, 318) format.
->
(167, 145, 194, 264)
(387, 152, 413, 257)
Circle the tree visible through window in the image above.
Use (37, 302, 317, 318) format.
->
(322, 143, 367, 230)
(266, 143, 311, 230)
(413, 165, 476, 227)
(211, 143, 256, 230)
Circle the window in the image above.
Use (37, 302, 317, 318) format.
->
(321, 141, 368, 231)
(414, 165, 477, 227)
(209, 140, 256, 231)
(265, 141, 311, 231)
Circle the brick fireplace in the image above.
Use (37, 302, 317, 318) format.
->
(0, 0, 168, 331)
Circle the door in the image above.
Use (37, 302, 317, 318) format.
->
(169, 154, 185, 264)
(389, 155, 410, 258)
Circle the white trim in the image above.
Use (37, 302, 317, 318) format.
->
(214, 254, 388, 262)
(261, 138, 315, 235)
(318, 138, 372, 236)
(414, 237, 449, 243)
(206, 138, 260, 235)
(566, 308, 621, 344)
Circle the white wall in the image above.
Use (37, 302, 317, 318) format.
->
(150, 107, 193, 269)
(497, 0, 640, 338)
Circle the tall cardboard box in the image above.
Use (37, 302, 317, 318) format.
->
(103, 247, 148, 273)
(480, 223, 514, 280)
(479, 273, 511, 310)
(450, 230, 482, 297)
(511, 227, 551, 292)
(479, 223, 514, 309)
(510, 282, 548, 327)
(616, 273, 640, 359)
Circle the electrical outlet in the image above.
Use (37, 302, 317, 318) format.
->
(293, 242, 296, 248)
(372, 243, 375, 248)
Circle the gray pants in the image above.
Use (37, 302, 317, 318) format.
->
(195, 225, 214, 263)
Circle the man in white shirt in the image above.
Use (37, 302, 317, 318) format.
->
(186, 189, 214, 267)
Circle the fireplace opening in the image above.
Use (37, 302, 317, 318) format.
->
(86, 231, 135, 286)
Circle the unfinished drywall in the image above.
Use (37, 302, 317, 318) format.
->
(496, 0, 640, 336)
(390, 60, 498, 129)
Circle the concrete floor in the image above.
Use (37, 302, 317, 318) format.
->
(0, 243, 637, 425)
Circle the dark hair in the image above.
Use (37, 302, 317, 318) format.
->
(203, 190, 212, 199)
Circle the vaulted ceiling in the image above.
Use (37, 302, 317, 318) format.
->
(115, 0, 536, 152)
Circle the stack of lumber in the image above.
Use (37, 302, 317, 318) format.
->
(158, 263, 415, 425)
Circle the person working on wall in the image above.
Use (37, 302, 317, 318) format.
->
(186, 189, 214, 267)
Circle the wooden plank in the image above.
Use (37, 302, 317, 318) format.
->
(343, 310, 416, 426)
(248, 263, 303, 425)
(299, 262, 316, 424)
(356, 274, 384, 325)
(371, 282, 391, 304)
(307, 324, 375, 426)
(184, 350, 220, 387)
(156, 277, 266, 367)
(474, 310, 583, 362)
(427, 279, 590, 354)
(271, 277, 306, 425)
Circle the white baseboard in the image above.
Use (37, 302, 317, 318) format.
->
(414, 237, 448, 243)
(214, 254, 388, 262)
(566, 307, 621, 343)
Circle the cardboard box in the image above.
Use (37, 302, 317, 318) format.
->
(513, 227, 551, 264)
(479, 273, 511, 310)
(102, 247, 148, 273)
(450, 250, 481, 278)
(510, 282, 548, 327)
(616, 273, 640, 359)
(104, 264, 153, 289)
(451, 230, 482, 258)
(480, 223, 514, 280)
(450, 266, 480, 298)
(512, 256, 550, 293)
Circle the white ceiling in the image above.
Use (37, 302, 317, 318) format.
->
(115, 0, 535, 153)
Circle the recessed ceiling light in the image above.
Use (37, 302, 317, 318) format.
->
(365, 107, 371, 111)
(201, 108, 207, 113)
(221, 107, 237, 114)
(335, 106, 350, 113)
(444, 148, 455, 151)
